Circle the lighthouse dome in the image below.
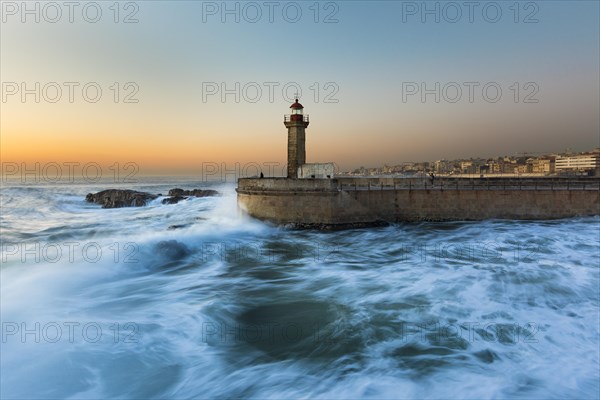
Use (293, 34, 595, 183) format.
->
(290, 99, 303, 109)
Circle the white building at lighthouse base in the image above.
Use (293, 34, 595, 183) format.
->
(298, 163, 335, 179)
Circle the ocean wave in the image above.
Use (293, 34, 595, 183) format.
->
(1, 181, 598, 399)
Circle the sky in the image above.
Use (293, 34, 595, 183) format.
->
(1, 0, 599, 175)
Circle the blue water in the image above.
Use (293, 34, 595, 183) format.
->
(1, 178, 599, 399)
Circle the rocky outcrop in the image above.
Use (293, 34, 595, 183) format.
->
(86, 188, 219, 208)
(161, 188, 219, 205)
(168, 188, 219, 197)
(85, 189, 158, 208)
(161, 196, 187, 205)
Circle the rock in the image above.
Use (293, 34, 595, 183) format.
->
(161, 188, 219, 205)
(167, 224, 191, 230)
(168, 188, 186, 197)
(86, 188, 218, 208)
(168, 188, 219, 197)
(162, 196, 188, 205)
(154, 240, 190, 260)
(284, 220, 389, 231)
(85, 189, 158, 208)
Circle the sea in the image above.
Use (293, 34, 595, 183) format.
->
(1, 177, 599, 399)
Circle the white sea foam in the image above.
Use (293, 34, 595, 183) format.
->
(1, 179, 598, 399)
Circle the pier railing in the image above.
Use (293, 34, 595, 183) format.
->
(237, 177, 600, 194)
(335, 177, 600, 191)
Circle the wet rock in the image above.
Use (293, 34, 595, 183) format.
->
(86, 188, 218, 208)
(85, 189, 158, 208)
(162, 196, 188, 205)
(161, 188, 219, 205)
(284, 220, 389, 231)
(154, 240, 190, 260)
(168, 188, 219, 197)
(167, 224, 191, 230)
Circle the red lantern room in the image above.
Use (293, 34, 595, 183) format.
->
(289, 99, 305, 121)
(290, 98, 303, 113)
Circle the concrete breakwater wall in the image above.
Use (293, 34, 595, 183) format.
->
(236, 177, 600, 226)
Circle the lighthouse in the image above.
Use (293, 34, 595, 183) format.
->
(284, 99, 309, 178)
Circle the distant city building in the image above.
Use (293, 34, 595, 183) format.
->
(555, 153, 600, 171)
(530, 158, 555, 174)
(514, 164, 529, 174)
(434, 160, 451, 174)
(341, 149, 597, 177)
(459, 160, 486, 174)
(487, 159, 502, 174)
(460, 161, 473, 173)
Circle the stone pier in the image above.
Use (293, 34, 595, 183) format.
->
(236, 177, 600, 228)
